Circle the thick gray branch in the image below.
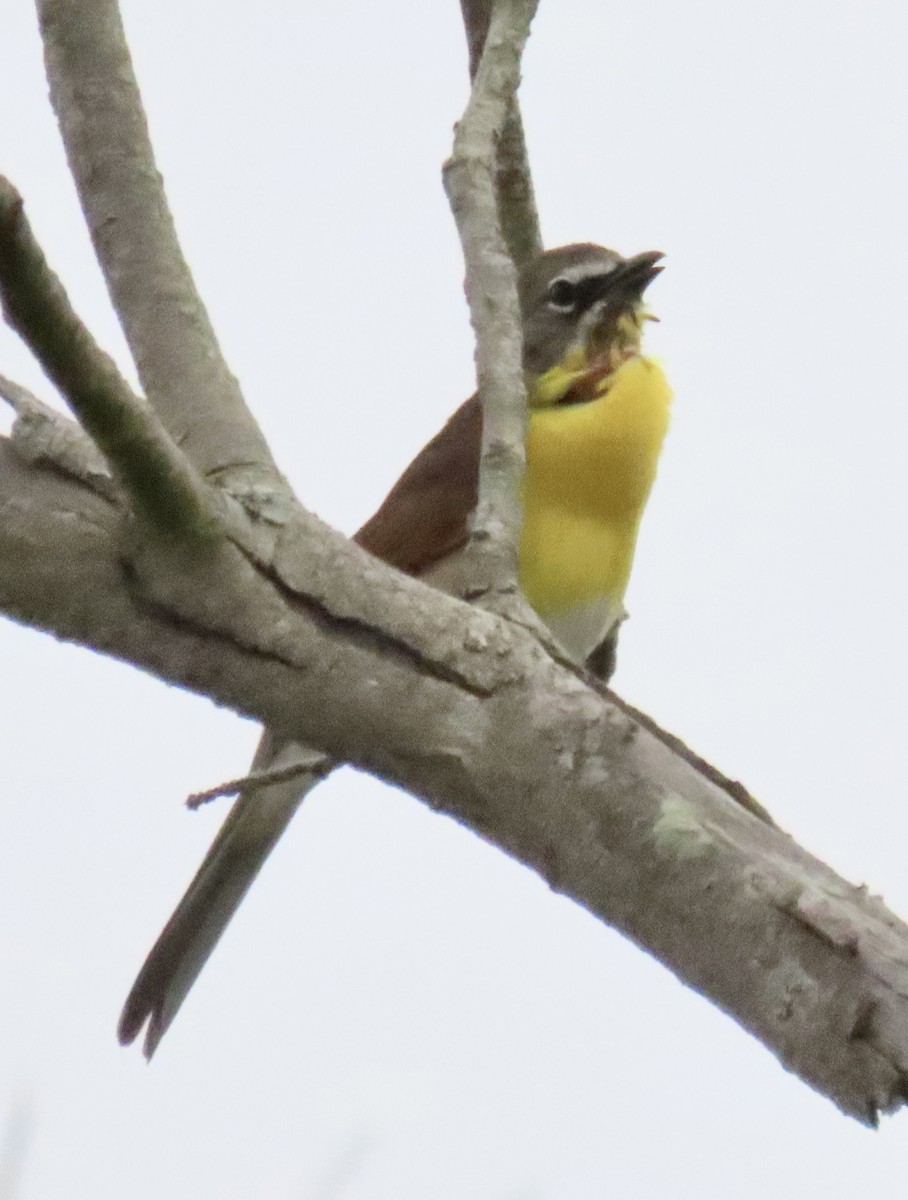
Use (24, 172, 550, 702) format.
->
(444, 0, 539, 605)
(35, 0, 280, 485)
(3, 442, 908, 1125)
(0, 181, 214, 537)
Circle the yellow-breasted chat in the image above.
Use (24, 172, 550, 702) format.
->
(119, 243, 671, 1055)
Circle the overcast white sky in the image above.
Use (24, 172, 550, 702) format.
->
(2, 1, 908, 1196)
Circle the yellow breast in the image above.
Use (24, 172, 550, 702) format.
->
(519, 355, 672, 643)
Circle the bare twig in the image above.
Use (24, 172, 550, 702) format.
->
(0, 179, 214, 536)
(460, 0, 543, 268)
(36, 0, 280, 485)
(444, 0, 540, 602)
(186, 749, 329, 810)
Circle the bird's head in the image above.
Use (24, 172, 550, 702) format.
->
(519, 244, 664, 408)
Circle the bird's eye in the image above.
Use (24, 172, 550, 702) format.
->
(545, 277, 578, 311)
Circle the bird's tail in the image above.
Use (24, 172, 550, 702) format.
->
(118, 735, 332, 1058)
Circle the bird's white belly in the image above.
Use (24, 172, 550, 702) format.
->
(541, 595, 625, 663)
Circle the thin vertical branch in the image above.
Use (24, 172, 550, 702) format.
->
(444, 0, 540, 601)
(459, 0, 543, 269)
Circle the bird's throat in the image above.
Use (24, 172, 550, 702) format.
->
(528, 307, 652, 409)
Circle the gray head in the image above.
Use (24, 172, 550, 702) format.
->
(519, 243, 663, 380)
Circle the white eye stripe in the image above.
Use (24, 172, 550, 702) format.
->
(543, 259, 622, 312)
(544, 259, 623, 314)
(555, 259, 619, 285)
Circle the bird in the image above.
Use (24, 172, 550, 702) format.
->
(118, 242, 672, 1056)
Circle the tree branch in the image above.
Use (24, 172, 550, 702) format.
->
(8, 0, 907, 1129)
(459, 0, 543, 268)
(0, 379, 771, 828)
(0, 372, 116, 500)
(185, 750, 329, 811)
(444, 0, 540, 608)
(3, 444, 908, 1124)
(0, 180, 215, 538)
(35, 0, 281, 488)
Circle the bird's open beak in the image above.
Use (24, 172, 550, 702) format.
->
(605, 250, 664, 301)
(582, 250, 664, 350)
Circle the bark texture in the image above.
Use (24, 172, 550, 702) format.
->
(2, 433, 908, 1122)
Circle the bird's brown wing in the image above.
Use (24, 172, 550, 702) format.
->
(354, 395, 481, 576)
